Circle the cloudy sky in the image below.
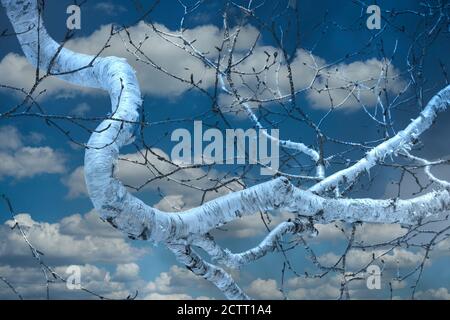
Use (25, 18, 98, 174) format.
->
(1, 0, 450, 300)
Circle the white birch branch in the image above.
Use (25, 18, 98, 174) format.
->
(3, 0, 450, 299)
(310, 84, 450, 194)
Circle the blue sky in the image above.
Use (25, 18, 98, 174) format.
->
(1, 0, 450, 300)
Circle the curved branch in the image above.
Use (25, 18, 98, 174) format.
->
(4, 0, 450, 239)
(168, 244, 250, 300)
(4, 0, 450, 300)
(310, 84, 450, 194)
(192, 220, 317, 268)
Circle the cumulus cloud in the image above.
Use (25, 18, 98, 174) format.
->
(0, 147, 65, 179)
(1, 20, 405, 111)
(0, 210, 176, 299)
(62, 22, 259, 98)
(0, 125, 23, 150)
(0, 209, 445, 300)
(114, 263, 140, 281)
(286, 275, 342, 300)
(213, 211, 295, 239)
(0, 263, 217, 300)
(288, 284, 341, 299)
(0, 261, 205, 300)
(245, 273, 411, 300)
(312, 222, 407, 244)
(59, 209, 126, 239)
(143, 265, 214, 300)
(416, 287, 450, 300)
(245, 278, 284, 300)
(0, 22, 265, 104)
(218, 47, 405, 112)
(318, 248, 426, 270)
(62, 166, 87, 198)
(0, 126, 66, 179)
(0, 211, 147, 265)
(307, 58, 405, 110)
(0, 263, 144, 300)
(245, 275, 343, 300)
(0, 53, 98, 99)
(354, 223, 407, 244)
(286, 273, 407, 300)
(0, 260, 216, 300)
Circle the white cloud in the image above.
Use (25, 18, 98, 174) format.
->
(217, 48, 324, 113)
(0, 126, 66, 179)
(285, 275, 343, 300)
(0, 259, 216, 300)
(354, 223, 407, 244)
(288, 283, 341, 300)
(213, 211, 294, 239)
(70, 103, 91, 116)
(154, 194, 186, 211)
(0, 211, 147, 265)
(218, 48, 405, 112)
(0, 22, 254, 101)
(0, 211, 218, 300)
(62, 166, 87, 198)
(0, 210, 160, 299)
(318, 248, 426, 270)
(246, 275, 342, 300)
(0, 263, 144, 300)
(63, 22, 258, 98)
(0, 126, 23, 150)
(0, 53, 98, 99)
(115, 263, 140, 281)
(59, 209, 125, 239)
(0, 209, 445, 300)
(307, 58, 406, 110)
(245, 278, 284, 300)
(2, 21, 404, 111)
(0, 147, 66, 179)
(144, 292, 196, 300)
(416, 287, 450, 300)
(142, 265, 214, 300)
(0, 205, 251, 300)
(312, 222, 407, 244)
(28, 132, 45, 144)
(390, 279, 407, 290)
